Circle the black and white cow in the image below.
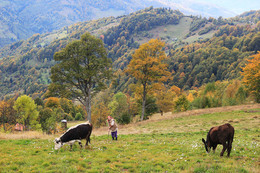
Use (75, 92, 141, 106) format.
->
(54, 121, 92, 150)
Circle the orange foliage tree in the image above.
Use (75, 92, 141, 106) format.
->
(92, 102, 110, 127)
(241, 52, 260, 103)
(45, 97, 60, 108)
(126, 39, 171, 120)
(153, 84, 175, 116)
(0, 99, 16, 131)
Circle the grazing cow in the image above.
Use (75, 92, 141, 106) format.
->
(54, 122, 92, 150)
(202, 123, 234, 157)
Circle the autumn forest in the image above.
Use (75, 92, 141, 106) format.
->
(0, 7, 260, 132)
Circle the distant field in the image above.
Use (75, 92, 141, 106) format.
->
(134, 16, 218, 49)
(134, 17, 193, 45)
(0, 105, 259, 172)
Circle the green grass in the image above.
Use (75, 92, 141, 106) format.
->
(0, 109, 259, 172)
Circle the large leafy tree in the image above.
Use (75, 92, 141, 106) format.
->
(13, 95, 41, 130)
(241, 52, 260, 103)
(126, 39, 170, 120)
(48, 32, 112, 122)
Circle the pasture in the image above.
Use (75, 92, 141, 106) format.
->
(0, 105, 259, 172)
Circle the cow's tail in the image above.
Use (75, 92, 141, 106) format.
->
(87, 123, 92, 145)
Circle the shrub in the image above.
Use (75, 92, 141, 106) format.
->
(75, 113, 83, 121)
(63, 113, 74, 121)
(174, 95, 189, 112)
(116, 112, 131, 124)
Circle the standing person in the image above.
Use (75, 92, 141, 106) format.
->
(107, 116, 118, 140)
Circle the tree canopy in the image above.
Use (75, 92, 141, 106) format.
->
(13, 95, 41, 130)
(126, 39, 170, 120)
(48, 32, 112, 122)
(241, 52, 260, 102)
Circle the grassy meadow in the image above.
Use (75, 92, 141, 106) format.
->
(0, 106, 259, 172)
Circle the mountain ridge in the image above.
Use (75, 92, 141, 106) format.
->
(0, 0, 247, 48)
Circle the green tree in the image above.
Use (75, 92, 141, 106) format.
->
(75, 112, 83, 121)
(13, 95, 41, 130)
(48, 32, 112, 122)
(38, 107, 56, 133)
(174, 95, 189, 112)
(108, 92, 129, 124)
(126, 39, 170, 120)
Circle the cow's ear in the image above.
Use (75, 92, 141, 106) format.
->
(202, 138, 206, 143)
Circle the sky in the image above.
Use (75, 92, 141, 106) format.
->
(195, 0, 260, 15)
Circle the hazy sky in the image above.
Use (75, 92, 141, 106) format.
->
(195, 0, 260, 15)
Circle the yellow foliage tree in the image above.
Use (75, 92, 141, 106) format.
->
(187, 92, 194, 102)
(241, 52, 260, 103)
(126, 39, 171, 120)
(170, 85, 181, 96)
(0, 99, 16, 131)
(92, 102, 110, 127)
(153, 84, 175, 116)
(45, 97, 60, 108)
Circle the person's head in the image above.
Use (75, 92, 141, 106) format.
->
(107, 116, 112, 121)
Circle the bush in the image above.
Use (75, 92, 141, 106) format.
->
(235, 87, 247, 104)
(174, 95, 189, 112)
(63, 113, 74, 121)
(75, 113, 83, 121)
(116, 112, 131, 124)
(204, 82, 216, 94)
(191, 96, 222, 109)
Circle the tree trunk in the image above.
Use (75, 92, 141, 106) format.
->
(141, 83, 146, 121)
(86, 88, 92, 123)
(160, 110, 163, 116)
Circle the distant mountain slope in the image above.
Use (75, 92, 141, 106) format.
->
(0, 8, 259, 99)
(0, 0, 248, 48)
(0, 0, 163, 47)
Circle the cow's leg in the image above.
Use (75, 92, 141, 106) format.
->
(220, 143, 227, 156)
(213, 145, 217, 153)
(85, 132, 91, 148)
(86, 136, 90, 146)
(227, 140, 232, 157)
(78, 141, 83, 148)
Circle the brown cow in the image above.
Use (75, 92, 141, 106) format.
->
(202, 123, 234, 157)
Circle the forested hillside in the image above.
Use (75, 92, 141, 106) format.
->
(0, 0, 242, 48)
(0, 0, 163, 47)
(168, 24, 260, 90)
(0, 8, 260, 100)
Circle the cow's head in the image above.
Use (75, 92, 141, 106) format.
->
(54, 138, 63, 150)
(202, 138, 210, 153)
